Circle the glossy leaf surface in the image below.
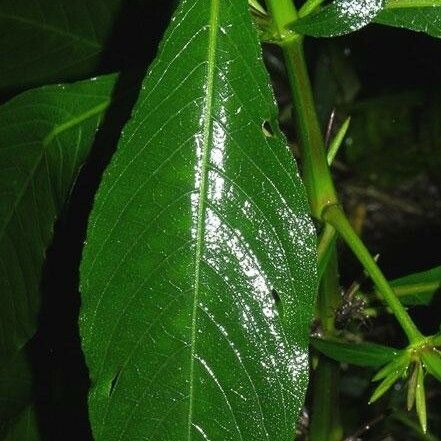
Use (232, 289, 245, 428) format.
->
(390, 266, 441, 306)
(291, 0, 385, 37)
(311, 337, 399, 367)
(0, 75, 116, 368)
(374, 1, 441, 38)
(0, 0, 122, 92)
(80, 0, 317, 439)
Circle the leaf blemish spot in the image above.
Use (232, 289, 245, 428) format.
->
(109, 369, 122, 397)
(262, 120, 274, 137)
(271, 288, 284, 318)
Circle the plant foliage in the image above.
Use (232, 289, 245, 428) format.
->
(0, 0, 440, 439)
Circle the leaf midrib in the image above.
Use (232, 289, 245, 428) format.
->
(187, 0, 220, 438)
(0, 100, 109, 245)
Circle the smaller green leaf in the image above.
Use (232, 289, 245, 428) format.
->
(390, 266, 441, 306)
(374, 1, 441, 39)
(421, 349, 441, 382)
(392, 409, 438, 441)
(311, 337, 399, 367)
(290, 0, 385, 37)
(370, 366, 406, 403)
(407, 362, 418, 410)
(299, 0, 326, 17)
(327, 116, 351, 165)
(416, 362, 427, 433)
(249, 0, 267, 15)
(0, 74, 116, 368)
(372, 351, 410, 381)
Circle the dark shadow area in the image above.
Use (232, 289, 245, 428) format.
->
(27, 2, 175, 439)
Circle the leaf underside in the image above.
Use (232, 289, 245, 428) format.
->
(80, 0, 317, 440)
(0, 75, 116, 369)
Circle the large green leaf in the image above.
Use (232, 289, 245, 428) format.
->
(374, 1, 441, 38)
(390, 266, 441, 306)
(80, 0, 317, 439)
(291, 0, 385, 37)
(0, 75, 116, 368)
(0, 0, 122, 92)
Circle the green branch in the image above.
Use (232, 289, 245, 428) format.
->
(317, 223, 337, 280)
(265, 0, 338, 218)
(323, 204, 423, 344)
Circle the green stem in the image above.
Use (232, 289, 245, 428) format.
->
(265, 0, 298, 35)
(317, 223, 337, 280)
(283, 41, 338, 218)
(310, 357, 343, 441)
(266, 0, 338, 218)
(323, 204, 423, 344)
(317, 248, 341, 334)
(311, 252, 343, 441)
